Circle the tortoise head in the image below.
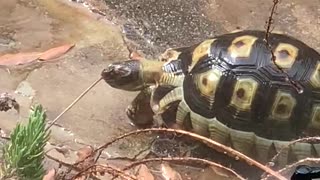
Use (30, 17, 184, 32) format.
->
(101, 60, 144, 91)
(101, 59, 164, 91)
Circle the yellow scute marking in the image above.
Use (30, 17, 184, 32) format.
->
(190, 39, 215, 71)
(270, 91, 296, 121)
(230, 78, 258, 111)
(310, 104, 320, 129)
(274, 43, 299, 69)
(196, 68, 222, 100)
(310, 63, 320, 88)
(228, 35, 258, 59)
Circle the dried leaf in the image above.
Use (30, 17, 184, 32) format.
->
(76, 146, 95, 170)
(199, 166, 241, 180)
(43, 169, 56, 180)
(0, 43, 74, 66)
(39, 44, 75, 61)
(135, 164, 155, 180)
(0, 52, 42, 66)
(76, 146, 94, 161)
(74, 177, 86, 180)
(161, 163, 182, 180)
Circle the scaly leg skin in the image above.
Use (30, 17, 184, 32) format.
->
(126, 86, 180, 128)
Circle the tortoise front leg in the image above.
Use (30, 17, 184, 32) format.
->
(126, 87, 155, 128)
(128, 85, 183, 129)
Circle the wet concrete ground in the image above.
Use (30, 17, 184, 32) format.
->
(0, 0, 141, 162)
(0, 0, 319, 179)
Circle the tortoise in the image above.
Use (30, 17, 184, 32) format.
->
(101, 30, 320, 167)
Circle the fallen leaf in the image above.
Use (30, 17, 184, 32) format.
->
(76, 145, 94, 162)
(74, 177, 86, 180)
(161, 163, 182, 180)
(0, 43, 74, 66)
(76, 145, 95, 170)
(199, 166, 241, 180)
(0, 52, 42, 66)
(135, 164, 155, 180)
(43, 169, 56, 180)
(39, 44, 75, 61)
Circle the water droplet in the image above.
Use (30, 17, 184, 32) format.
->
(268, 162, 275, 167)
(235, 156, 239, 160)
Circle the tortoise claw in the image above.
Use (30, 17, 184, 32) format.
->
(126, 105, 136, 123)
(125, 89, 155, 128)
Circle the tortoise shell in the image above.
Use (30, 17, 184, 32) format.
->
(171, 30, 320, 140)
(102, 30, 320, 166)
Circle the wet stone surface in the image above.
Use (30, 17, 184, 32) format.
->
(102, 0, 320, 57)
(104, 0, 225, 56)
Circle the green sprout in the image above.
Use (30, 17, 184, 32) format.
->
(1, 104, 50, 180)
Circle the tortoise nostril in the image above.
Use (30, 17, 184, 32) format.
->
(104, 65, 115, 73)
(101, 65, 117, 80)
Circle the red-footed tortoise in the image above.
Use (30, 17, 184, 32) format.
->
(101, 30, 320, 167)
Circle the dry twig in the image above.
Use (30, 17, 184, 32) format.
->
(72, 164, 137, 180)
(260, 137, 320, 179)
(120, 157, 246, 180)
(46, 77, 102, 130)
(262, 158, 320, 180)
(46, 153, 136, 180)
(263, 0, 303, 93)
(268, 137, 320, 167)
(278, 158, 320, 174)
(86, 128, 286, 180)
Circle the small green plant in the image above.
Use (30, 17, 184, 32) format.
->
(1, 104, 50, 180)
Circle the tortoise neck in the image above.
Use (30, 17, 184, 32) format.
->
(140, 59, 165, 85)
